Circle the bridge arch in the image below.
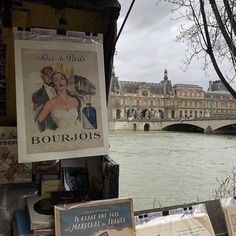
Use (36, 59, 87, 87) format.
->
(162, 123, 204, 133)
(213, 123, 236, 134)
(144, 123, 150, 131)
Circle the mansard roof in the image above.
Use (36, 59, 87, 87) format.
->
(205, 90, 232, 99)
(119, 81, 140, 93)
(110, 75, 120, 93)
(114, 80, 173, 95)
(208, 80, 227, 92)
(173, 84, 203, 90)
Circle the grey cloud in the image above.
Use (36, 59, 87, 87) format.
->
(114, 0, 234, 91)
(119, 0, 173, 29)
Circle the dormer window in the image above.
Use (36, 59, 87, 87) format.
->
(142, 90, 148, 97)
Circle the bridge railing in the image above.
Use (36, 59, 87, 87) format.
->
(109, 115, 236, 122)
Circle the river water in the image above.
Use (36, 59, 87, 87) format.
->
(108, 131, 236, 211)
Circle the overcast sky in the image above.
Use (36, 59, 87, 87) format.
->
(114, 0, 233, 91)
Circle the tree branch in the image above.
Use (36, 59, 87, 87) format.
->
(200, 0, 236, 98)
(209, 0, 236, 58)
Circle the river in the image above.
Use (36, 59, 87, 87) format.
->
(108, 131, 236, 211)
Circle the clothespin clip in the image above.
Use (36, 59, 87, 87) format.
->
(181, 206, 194, 218)
(55, 4, 67, 36)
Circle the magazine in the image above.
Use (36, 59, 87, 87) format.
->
(0, 126, 31, 183)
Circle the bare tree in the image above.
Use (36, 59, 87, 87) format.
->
(169, 0, 236, 98)
(214, 167, 236, 199)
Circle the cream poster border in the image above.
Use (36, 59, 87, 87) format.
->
(14, 39, 108, 163)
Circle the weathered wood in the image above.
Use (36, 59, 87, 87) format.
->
(0, 0, 120, 126)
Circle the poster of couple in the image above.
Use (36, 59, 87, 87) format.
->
(14, 31, 108, 163)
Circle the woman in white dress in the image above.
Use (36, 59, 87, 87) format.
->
(37, 71, 80, 129)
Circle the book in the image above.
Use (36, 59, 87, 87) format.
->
(26, 195, 54, 230)
(54, 197, 136, 236)
(33, 228, 55, 236)
(60, 158, 89, 199)
(0, 126, 32, 183)
(13, 209, 54, 236)
(13, 209, 33, 236)
(0, 182, 37, 236)
(220, 197, 236, 236)
(135, 204, 215, 236)
(41, 179, 60, 198)
(32, 160, 60, 175)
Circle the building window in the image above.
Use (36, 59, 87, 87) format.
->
(190, 110, 193, 117)
(142, 90, 148, 97)
(185, 110, 188, 117)
(116, 109, 121, 119)
(171, 110, 175, 118)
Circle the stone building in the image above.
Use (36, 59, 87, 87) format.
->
(108, 70, 236, 120)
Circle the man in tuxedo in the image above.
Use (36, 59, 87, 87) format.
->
(32, 66, 58, 132)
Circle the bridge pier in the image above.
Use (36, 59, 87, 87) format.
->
(204, 125, 213, 134)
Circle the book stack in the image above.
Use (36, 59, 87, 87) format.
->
(13, 195, 55, 236)
(26, 195, 55, 234)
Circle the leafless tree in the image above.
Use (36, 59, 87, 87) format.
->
(214, 167, 236, 199)
(169, 0, 236, 98)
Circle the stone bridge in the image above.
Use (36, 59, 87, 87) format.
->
(109, 117, 236, 134)
(160, 118, 236, 133)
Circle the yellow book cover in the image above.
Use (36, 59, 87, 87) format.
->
(41, 179, 60, 197)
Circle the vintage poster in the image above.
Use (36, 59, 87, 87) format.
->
(0, 126, 31, 183)
(14, 33, 109, 163)
(54, 198, 136, 236)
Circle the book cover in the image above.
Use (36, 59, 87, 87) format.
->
(61, 159, 89, 192)
(220, 197, 236, 236)
(54, 198, 136, 236)
(61, 156, 105, 201)
(13, 209, 33, 236)
(32, 160, 60, 175)
(26, 195, 54, 230)
(0, 126, 32, 183)
(41, 179, 60, 198)
(136, 213, 215, 236)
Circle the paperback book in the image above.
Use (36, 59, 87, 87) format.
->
(220, 197, 236, 236)
(54, 197, 136, 236)
(135, 204, 215, 236)
(13, 209, 32, 236)
(26, 195, 54, 230)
